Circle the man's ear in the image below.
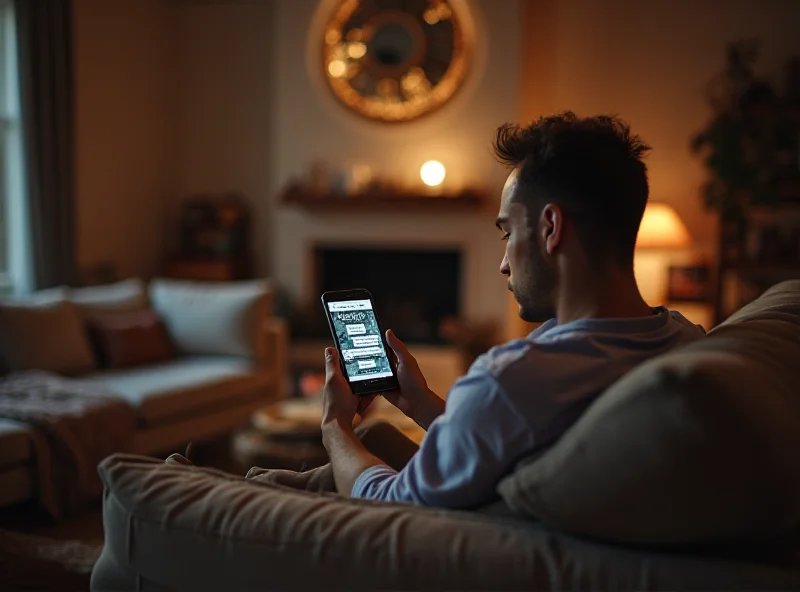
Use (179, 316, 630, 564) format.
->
(540, 203, 563, 255)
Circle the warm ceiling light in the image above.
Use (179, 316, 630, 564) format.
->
(636, 202, 692, 249)
(327, 60, 347, 78)
(420, 160, 446, 187)
(347, 42, 367, 59)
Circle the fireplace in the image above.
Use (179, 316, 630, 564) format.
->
(307, 245, 463, 345)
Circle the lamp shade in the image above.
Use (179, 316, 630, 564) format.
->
(636, 203, 692, 249)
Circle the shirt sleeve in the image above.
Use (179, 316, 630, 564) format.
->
(351, 370, 534, 508)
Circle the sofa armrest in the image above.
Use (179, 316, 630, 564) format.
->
(92, 454, 550, 591)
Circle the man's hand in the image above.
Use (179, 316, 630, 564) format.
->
(383, 330, 445, 430)
(321, 348, 374, 429)
(321, 347, 383, 496)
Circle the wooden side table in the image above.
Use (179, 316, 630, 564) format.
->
(165, 256, 252, 282)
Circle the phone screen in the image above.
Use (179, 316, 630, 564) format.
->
(326, 298, 394, 382)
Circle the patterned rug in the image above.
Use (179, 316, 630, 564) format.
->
(0, 528, 101, 591)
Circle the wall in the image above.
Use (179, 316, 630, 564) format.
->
(269, 0, 521, 327)
(521, 0, 800, 254)
(74, 0, 178, 279)
(175, 1, 275, 265)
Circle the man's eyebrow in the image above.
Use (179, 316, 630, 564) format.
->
(495, 216, 508, 230)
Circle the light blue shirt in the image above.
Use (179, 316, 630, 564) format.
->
(352, 307, 704, 508)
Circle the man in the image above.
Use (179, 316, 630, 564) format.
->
(313, 112, 704, 509)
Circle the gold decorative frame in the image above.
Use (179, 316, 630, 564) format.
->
(322, 0, 470, 123)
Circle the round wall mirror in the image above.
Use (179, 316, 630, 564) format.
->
(322, 0, 471, 123)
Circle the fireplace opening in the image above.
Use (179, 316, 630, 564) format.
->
(307, 245, 462, 345)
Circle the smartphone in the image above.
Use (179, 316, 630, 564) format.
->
(321, 289, 399, 396)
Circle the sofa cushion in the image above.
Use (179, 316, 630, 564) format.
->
(86, 309, 174, 369)
(498, 280, 800, 545)
(91, 454, 800, 592)
(83, 357, 272, 426)
(0, 419, 33, 466)
(149, 279, 271, 358)
(0, 300, 96, 375)
(70, 279, 148, 313)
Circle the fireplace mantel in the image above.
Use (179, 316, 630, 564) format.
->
(282, 186, 488, 212)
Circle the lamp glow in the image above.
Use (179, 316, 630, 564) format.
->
(420, 160, 446, 187)
(636, 203, 692, 249)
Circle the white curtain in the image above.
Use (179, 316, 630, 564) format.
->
(0, 0, 32, 295)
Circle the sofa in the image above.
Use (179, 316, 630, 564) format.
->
(0, 278, 287, 510)
(91, 280, 800, 591)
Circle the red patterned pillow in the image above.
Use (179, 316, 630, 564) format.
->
(85, 309, 174, 369)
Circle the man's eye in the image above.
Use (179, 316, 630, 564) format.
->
(501, 233, 510, 242)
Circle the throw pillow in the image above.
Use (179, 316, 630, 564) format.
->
(149, 279, 272, 358)
(0, 301, 96, 375)
(71, 279, 148, 313)
(85, 309, 174, 370)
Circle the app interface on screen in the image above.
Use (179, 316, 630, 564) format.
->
(327, 299, 393, 382)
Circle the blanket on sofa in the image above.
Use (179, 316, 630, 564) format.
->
(0, 371, 135, 518)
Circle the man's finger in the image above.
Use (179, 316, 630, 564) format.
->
(324, 347, 340, 381)
(386, 330, 410, 360)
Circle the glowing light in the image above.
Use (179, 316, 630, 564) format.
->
(328, 60, 347, 78)
(420, 160, 446, 187)
(325, 29, 340, 44)
(423, 8, 439, 25)
(636, 203, 692, 249)
(347, 42, 367, 59)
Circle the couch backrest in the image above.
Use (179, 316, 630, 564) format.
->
(498, 280, 800, 545)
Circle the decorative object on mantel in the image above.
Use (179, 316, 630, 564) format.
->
(322, 0, 471, 123)
(165, 194, 254, 282)
(284, 158, 486, 209)
(690, 40, 800, 323)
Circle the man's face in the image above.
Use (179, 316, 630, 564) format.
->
(497, 170, 557, 323)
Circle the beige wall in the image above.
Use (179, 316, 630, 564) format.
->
(521, 0, 800, 254)
(74, 0, 178, 280)
(175, 1, 275, 265)
(269, 0, 521, 327)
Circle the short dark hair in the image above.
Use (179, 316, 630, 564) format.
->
(493, 112, 651, 267)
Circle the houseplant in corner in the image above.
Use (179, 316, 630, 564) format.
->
(690, 40, 800, 262)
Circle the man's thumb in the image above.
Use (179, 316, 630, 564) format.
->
(386, 330, 409, 361)
(324, 347, 339, 377)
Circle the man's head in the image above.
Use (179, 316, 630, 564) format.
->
(494, 112, 651, 322)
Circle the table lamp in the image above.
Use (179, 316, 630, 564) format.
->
(634, 202, 692, 304)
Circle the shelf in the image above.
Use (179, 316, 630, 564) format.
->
(282, 186, 489, 212)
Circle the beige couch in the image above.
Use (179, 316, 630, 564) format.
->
(91, 281, 800, 591)
(0, 278, 287, 509)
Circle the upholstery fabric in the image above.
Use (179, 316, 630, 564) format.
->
(85, 309, 174, 369)
(91, 454, 800, 592)
(0, 466, 33, 507)
(149, 279, 271, 359)
(70, 279, 148, 312)
(498, 280, 800, 545)
(83, 357, 272, 426)
(0, 300, 96, 375)
(0, 419, 33, 466)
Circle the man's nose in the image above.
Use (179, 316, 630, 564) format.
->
(499, 254, 510, 276)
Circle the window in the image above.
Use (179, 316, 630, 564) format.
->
(0, 0, 27, 294)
